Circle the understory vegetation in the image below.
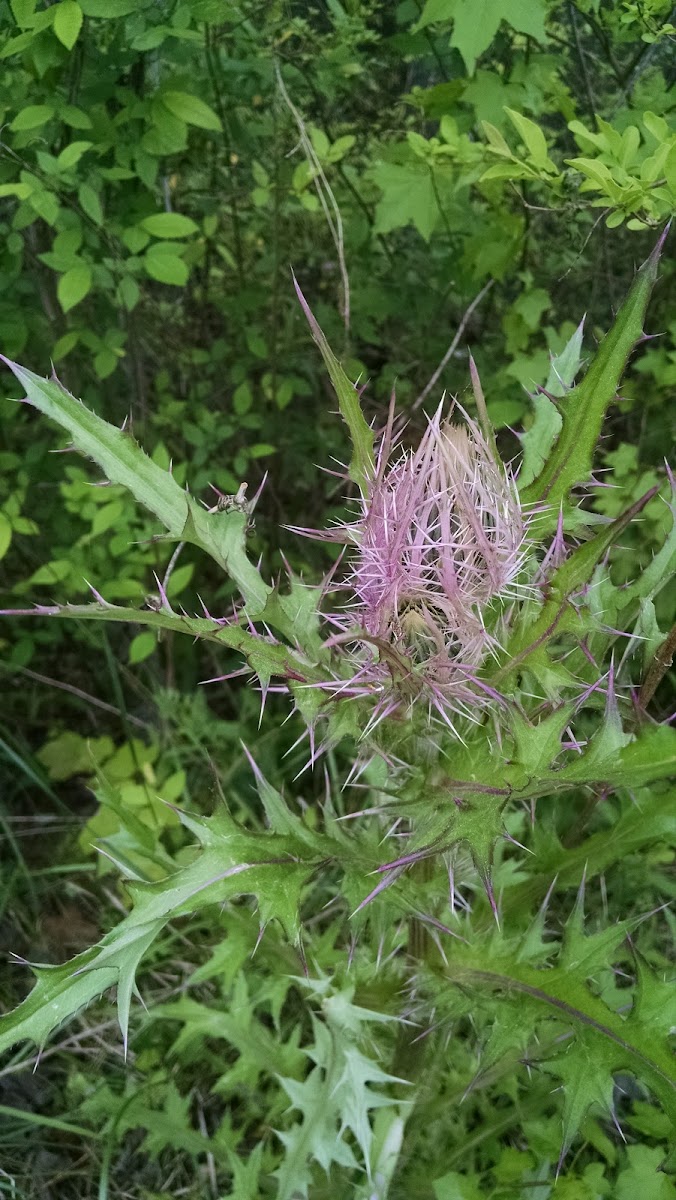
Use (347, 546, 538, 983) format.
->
(0, 2, 675, 1198)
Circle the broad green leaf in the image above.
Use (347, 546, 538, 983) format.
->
(616, 1146, 676, 1200)
(117, 275, 140, 311)
(10, 105, 54, 131)
(433, 1172, 483, 1200)
(520, 233, 665, 518)
(142, 107, 188, 156)
(128, 630, 156, 664)
(59, 104, 92, 129)
(293, 274, 374, 492)
(56, 140, 92, 170)
(417, 0, 548, 74)
(505, 108, 551, 170)
(144, 248, 189, 285)
(0, 183, 31, 199)
(10, 0, 36, 27)
(141, 212, 199, 239)
(78, 182, 103, 225)
(28, 189, 59, 225)
(53, 0, 83, 49)
(482, 120, 512, 156)
(160, 90, 222, 131)
(57, 264, 92, 312)
(0, 32, 34, 58)
(371, 161, 438, 241)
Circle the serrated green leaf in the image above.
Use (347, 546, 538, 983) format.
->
(520, 320, 585, 489)
(0, 806, 320, 1055)
(275, 994, 403, 1200)
(0, 362, 272, 615)
(557, 724, 676, 790)
(547, 1031, 617, 1158)
(293, 274, 374, 492)
(1, 361, 189, 536)
(0, 599, 325, 689)
(509, 706, 573, 775)
(520, 235, 665, 521)
(445, 920, 676, 1153)
(498, 487, 660, 684)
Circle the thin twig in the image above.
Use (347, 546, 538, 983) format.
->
(2, 664, 150, 729)
(275, 61, 350, 335)
(568, 1, 597, 118)
(161, 540, 185, 599)
(638, 622, 676, 712)
(412, 281, 494, 411)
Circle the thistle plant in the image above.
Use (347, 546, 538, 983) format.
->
(0, 235, 675, 1195)
(315, 398, 527, 732)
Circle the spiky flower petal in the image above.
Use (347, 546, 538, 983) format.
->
(328, 400, 526, 725)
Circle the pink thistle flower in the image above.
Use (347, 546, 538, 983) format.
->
(327, 400, 527, 727)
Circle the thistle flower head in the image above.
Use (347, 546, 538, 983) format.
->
(329, 400, 526, 725)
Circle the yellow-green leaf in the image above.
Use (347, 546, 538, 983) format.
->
(0, 512, 12, 560)
(144, 248, 189, 286)
(141, 212, 199, 239)
(10, 105, 54, 131)
(57, 264, 92, 312)
(53, 0, 83, 49)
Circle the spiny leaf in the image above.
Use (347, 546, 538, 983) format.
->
(1, 360, 189, 536)
(519, 319, 584, 489)
(274, 991, 403, 1199)
(509, 706, 574, 775)
(495, 485, 660, 683)
(505, 786, 676, 911)
(293, 274, 374, 492)
(443, 908, 676, 1152)
(0, 600, 322, 691)
(0, 359, 271, 616)
(0, 806, 323, 1056)
(554, 723, 676, 790)
(519, 231, 666, 520)
(546, 1031, 618, 1161)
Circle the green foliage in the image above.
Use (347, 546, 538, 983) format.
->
(1, 4, 676, 1198)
